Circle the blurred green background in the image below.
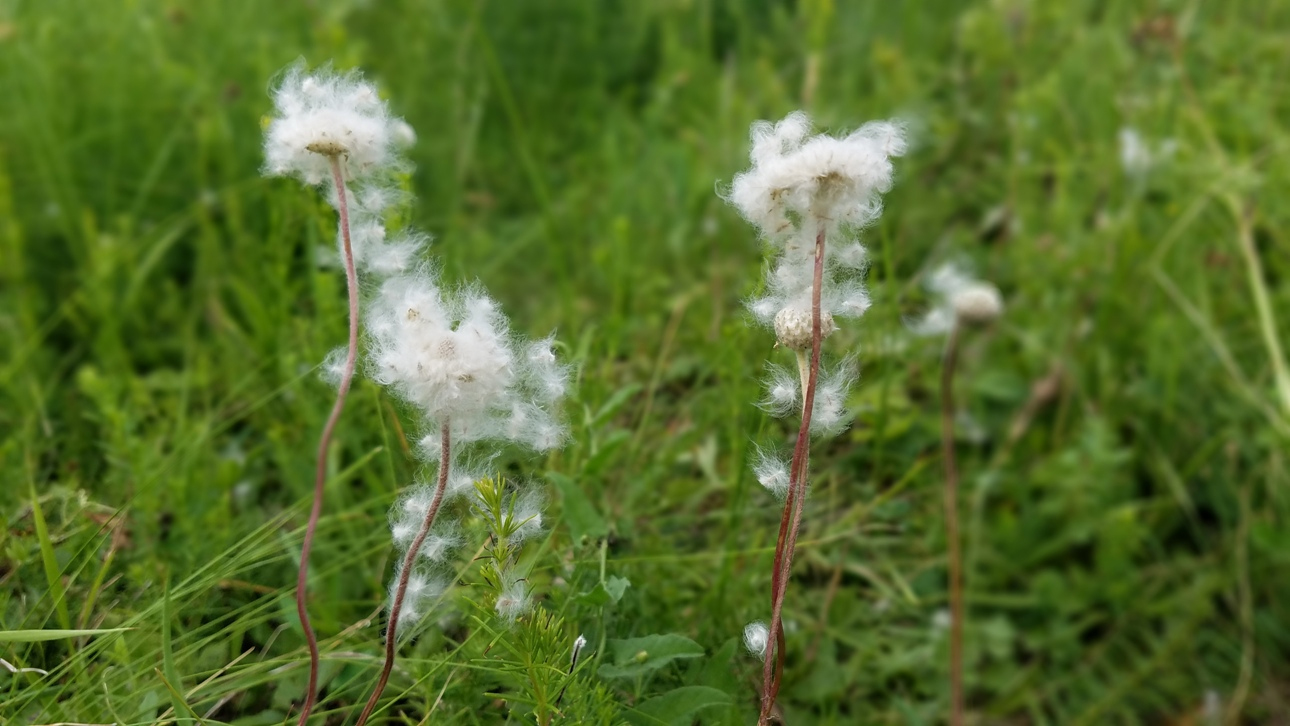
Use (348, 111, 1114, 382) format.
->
(3, 0, 1289, 723)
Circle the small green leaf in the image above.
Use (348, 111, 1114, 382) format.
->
(574, 575, 631, 606)
(548, 471, 608, 540)
(29, 485, 70, 630)
(626, 686, 732, 725)
(598, 633, 704, 679)
(590, 384, 642, 426)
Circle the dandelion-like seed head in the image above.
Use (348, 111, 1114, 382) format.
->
(367, 271, 569, 449)
(388, 567, 446, 640)
(729, 111, 906, 239)
(911, 263, 1004, 335)
(728, 112, 905, 341)
(773, 307, 836, 350)
(953, 285, 1004, 326)
(809, 359, 858, 436)
(509, 491, 545, 544)
(263, 62, 410, 186)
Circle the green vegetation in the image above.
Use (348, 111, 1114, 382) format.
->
(3, 0, 1289, 723)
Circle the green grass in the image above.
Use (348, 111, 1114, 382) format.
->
(3, 0, 1290, 723)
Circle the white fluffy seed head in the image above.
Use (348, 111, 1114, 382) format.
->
(743, 622, 769, 656)
(773, 307, 836, 350)
(728, 113, 903, 341)
(508, 489, 545, 544)
(729, 111, 906, 238)
(263, 62, 409, 186)
(910, 263, 1004, 335)
(366, 270, 569, 449)
(952, 284, 1004, 325)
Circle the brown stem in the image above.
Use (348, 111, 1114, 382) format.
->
(941, 323, 964, 726)
(759, 226, 826, 725)
(356, 423, 453, 726)
(296, 155, 360, 726)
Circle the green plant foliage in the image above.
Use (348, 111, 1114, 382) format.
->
(2, 0, 1289, 723)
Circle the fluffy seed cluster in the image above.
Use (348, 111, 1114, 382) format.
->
(728, 111, 906, 346)
(726, 111, 904, 442)
(367, 272, 567, 634)
(366, 272, 569, 452)
(264, 63, 424, 276)
(910, 263, 1004, 336)
(264, 62, 412, 186)
(265, 63, 571, 637)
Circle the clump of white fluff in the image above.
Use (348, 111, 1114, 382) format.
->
(264, 61, 426, 276)
(743, 621, 770, 656)
(495, 574, 531, 622)
(752, 447, 791, 499)
(387, 564, 448, 639)
(366, 269, 569, 452)
(264, 62, 410, 186)
(728, 112, 905, 343)
(910, 263, 1004, 336)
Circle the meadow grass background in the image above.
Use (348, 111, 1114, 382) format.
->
(3, 0, 1290, 723)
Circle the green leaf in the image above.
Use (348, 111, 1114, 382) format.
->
(29, 485, 70, 630)
(0, 627, 131, 643)
(574, 575, 631, 607)
(589, 383, 642, 426)
(548, 471, 608, 540)
(598, 633, 704, 679)
(625, 686, 732, 725)
(159, 578, 195, 721)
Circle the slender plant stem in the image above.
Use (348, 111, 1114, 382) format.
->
(356, 423, 453, 726)
(296, 155, 359, 726)
(1227, 196, 1290, 417)
(759, 226, 826, 725)
(941, 323, 964, 726)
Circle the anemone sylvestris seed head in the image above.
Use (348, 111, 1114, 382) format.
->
(726, 111, 905, 340)
(264, 62, 409, 186)
(952, 284, 1004, 325)
(911, 263, 1005, 335)
(367, 269, 569, 451)
(729, 111, 906, 238)
(774, 307, 836, 350)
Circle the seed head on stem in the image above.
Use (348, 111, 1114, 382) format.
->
(913, 262, 1003, 726)
(722, 111, 905, 724)
(262, 60, 415, 726)
(355, 270, 570, 725)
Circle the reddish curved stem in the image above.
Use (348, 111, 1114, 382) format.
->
(356, 423, 453, 726)
(296, 156, 359, 726)
(759, 227, 826, 725)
